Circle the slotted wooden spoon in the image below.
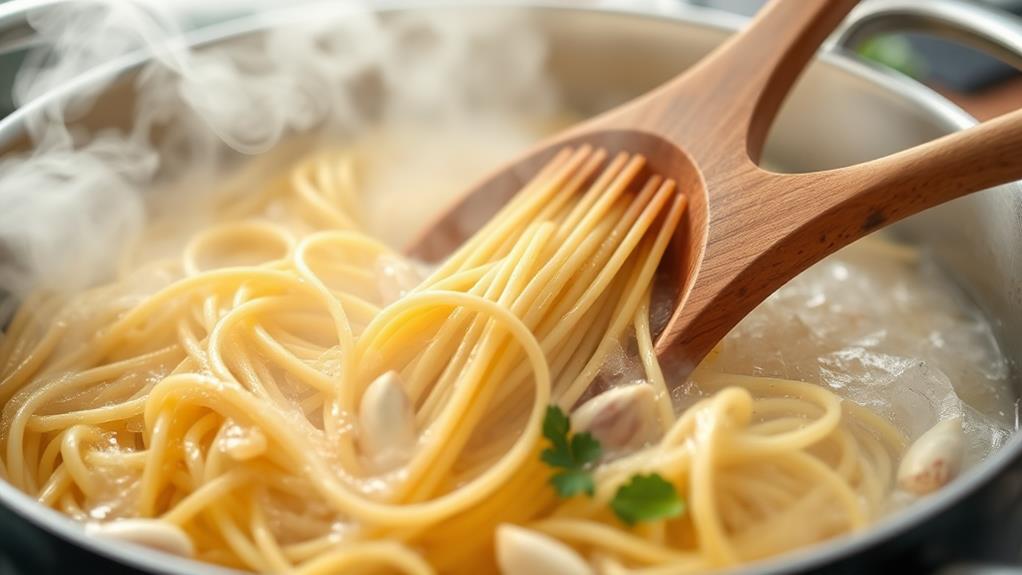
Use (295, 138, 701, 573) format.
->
(409, 0, 1022, 375)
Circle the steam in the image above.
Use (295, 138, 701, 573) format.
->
(0, 0, 557, 318)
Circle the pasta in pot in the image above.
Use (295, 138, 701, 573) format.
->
(0, 142, 969, 575)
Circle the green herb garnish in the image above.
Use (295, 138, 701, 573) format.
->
(540, 406, 685, 523)
(541, 405, 602, 497)
(610, 473, 685, 525)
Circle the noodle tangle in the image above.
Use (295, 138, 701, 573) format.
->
(0, 146, 904, 573)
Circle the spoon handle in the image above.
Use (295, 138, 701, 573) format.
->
(621, 0, 860, 164)
(764, 106, 1022, 248)
(658, 107, 1022, 368)
(833, 108, 1022, 226)
(651, 0, 1021, 368)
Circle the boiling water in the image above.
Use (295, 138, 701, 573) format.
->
(695, 237, 1015, 470)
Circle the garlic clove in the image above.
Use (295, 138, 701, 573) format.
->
(897, 416, 965, 496)
(496, 525, 594, 575)
(570, 383, 662, 456)
(358, 371, 417, 470)
(86, 519, 195, 557)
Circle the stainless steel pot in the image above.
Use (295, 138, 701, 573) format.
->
(0, 1, 1019, 573)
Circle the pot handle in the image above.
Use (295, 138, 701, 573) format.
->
(833, 0, 1022, 71)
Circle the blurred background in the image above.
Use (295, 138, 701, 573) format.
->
(0, 0, 1018, 119)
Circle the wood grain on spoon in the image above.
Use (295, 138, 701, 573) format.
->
(408, 0, 1022, 378)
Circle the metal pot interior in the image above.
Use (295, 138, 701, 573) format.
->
(0, 3, 1019, 574)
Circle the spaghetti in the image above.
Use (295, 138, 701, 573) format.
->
(0, 145, 904, 573)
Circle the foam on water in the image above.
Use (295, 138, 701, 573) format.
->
(697, 235, 1015, 467)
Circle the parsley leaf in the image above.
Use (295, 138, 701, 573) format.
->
(542, 405, 571, 453)
(540, 446, 574, 468)
(570, 432, 602, 466)
(611, 473, 685, 525)
(550, 469, 595, 498)
(541, 406, 601, 499)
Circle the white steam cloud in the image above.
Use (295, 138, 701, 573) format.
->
(0, 0, 557, 319)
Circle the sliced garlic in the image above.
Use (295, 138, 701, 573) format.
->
(496, 525, 594, 575)
(897, 416, 965, 496)
(376, 255, 427, 305)
(86, 519, 195, 557)
(570, 383, 662, 456)
(358, 371, 417, 470)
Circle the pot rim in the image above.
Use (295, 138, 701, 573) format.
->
(0, 2, 1016, 574)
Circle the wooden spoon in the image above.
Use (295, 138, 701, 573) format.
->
(408, 0, 1022, 376)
